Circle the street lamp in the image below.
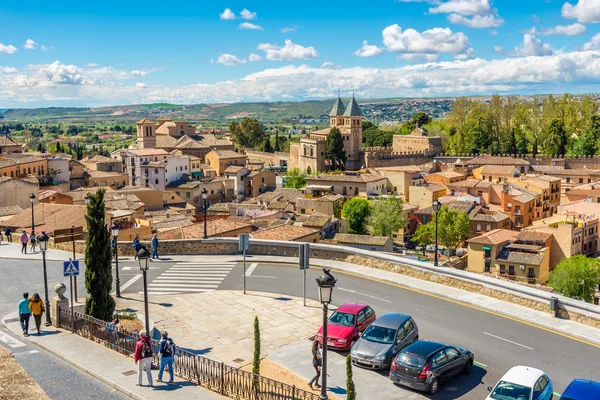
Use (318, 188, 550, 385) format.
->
(84, 195, 89, 205)
(37, 232, 52, 326)
(432, 200, 441, 267)
(137, 246, 151, 336)
(111, 222, 121, 298)
(30, 193, 35, 234)
(201, 188, 208, 239)
(316, 268, 337, 400)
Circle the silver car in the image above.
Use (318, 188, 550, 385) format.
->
(350, 313, 418, 369)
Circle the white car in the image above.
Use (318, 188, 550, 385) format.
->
(487, 366, 553, 400)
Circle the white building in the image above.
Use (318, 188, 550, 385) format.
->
(116, 149, 170, 187)
(47, 158, 70, 185)
(141, 156, 190, 191)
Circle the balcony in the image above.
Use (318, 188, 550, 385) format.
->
(513, 209, 522, 215)
(543, 196, 550, 201)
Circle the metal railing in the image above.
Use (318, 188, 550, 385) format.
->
(58, 308, 319, 400)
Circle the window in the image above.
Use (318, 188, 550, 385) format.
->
(364, 307, 374, 319)
(476, 223, 482, 232)
(566, 178, 570, 183)
(528, 268, 535, 279)
(357, 311, 366, 324)
(186, 192, 191, 199)
(154, 168, 158, 174)
(484, 248, 491, 258)
(500, 264, 506, 274)
(580, 178, 584, 183)
(431, 350, 448, 367)
(484, 260, 491, 272)
(509, 265, 515, 275)
(445, 348, 460, 361)
(155, 179, 159, 184)
(487, 224, 492, 231)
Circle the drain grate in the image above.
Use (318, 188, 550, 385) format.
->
(232, 358, 245, 364)
(3, 317, 19, 323)
(122, 370, 137, 376)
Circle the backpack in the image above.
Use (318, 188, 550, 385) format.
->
(141, 340, 152, 358)
(161, 340, 175, 357)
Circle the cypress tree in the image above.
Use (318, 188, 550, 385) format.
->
(84, 188, 115, 321)
(252, 316, 261, 375)
(325, 126, 346, 167)
(346, 355, 356, 400)
(273, 130, 280, 152)
(263, 137, 274, 153)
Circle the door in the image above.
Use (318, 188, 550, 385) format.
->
(364, 307, 376, 326)
(356, 311, 367, 332)
(394, 323, 408, 353)
(430, 350, 451, 382)
(443, 347, 462, 378)
(532, 375, 551, 400)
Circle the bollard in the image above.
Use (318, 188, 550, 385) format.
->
(549, 296, 559, 318)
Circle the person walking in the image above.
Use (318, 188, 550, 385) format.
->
(134, 329, 153, 387)
(28, 293, 45, 335)
(157, 330, 176, 383)
(133, 235, 141, 260)
(308, 339, 322, 389)
(18, 292, 31, 337)
(5, 227, 12, 242)
(151, 233, 160, 260)
(20, 231, 28, 254)
(30, 232, 37, 252)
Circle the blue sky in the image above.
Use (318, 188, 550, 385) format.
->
(1, 0, 600, 107)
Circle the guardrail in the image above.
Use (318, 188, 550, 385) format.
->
(58, 308, 319, 400)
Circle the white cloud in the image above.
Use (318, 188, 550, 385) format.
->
(216, 53, 247, 67)
(0, 66, 18, 73)
(352, 41, 383, 57)
(510, 34, 553, 56)
(537, 23, 587, 36)
(447, 13, 504, 28)
(136, 82, 148, 88)
(131, 70, 148, 76)
(280, 26, 298, 33)
(86, 63, 100, 67)
(399, 53, 441, 62)
(257, 39, 319, 61)
(429, 0, 492, 16)
(494, 45, 504, 54)
(532, 14, 541, 23)
(320, 62, 342, 68)
(240, 9, 257, 20)
(562, 0, 600, 24)
(248, 53, 263, 62)
(23, 39, 37, 50)
(396, 0, 440, 2)
(382, 24, 472, 59)
(219, 8, 236, 20)
(489, 29, 498, 35)
(40, 45, 53, 51)
(582, 33, 600, 50)
(0, 43, 18, 55)
(239, 22, 263, 30)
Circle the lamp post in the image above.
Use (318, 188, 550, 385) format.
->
(316, 268, 337, 400)
(37, 232, 52, 326)
(30, 193, 35, 234)
(137, 247, 151, 336)
(432, 200, 440, 267)
(201, 188, 208, 239)
(111, 222, 121, 298)
(84, 195, 89, 206)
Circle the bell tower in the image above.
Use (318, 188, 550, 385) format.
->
(136, 118, 156, 149)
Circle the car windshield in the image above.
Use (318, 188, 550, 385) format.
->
(329, 311, 355, 327)
(489, 381, 532, 400)
(361, 325, 396, 344)
(396, 352, 427, 368)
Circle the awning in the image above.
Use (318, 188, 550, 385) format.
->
(482, 245, 492, 251)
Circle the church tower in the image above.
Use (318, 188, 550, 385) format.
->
(329, 96, 346, 127)
(136, 118, 156, 149)
(343, 95, 363, 169)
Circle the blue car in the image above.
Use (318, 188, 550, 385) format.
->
(560, 379, 600, 400)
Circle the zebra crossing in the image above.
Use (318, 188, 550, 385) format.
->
(141, 261, 236, 295)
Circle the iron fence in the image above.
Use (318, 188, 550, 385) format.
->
(58, 308, 320, 400)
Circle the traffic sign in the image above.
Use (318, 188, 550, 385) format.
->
(239, 233, 249, 252)
(299, 243, 310, 270)
(63, 260, 80, 277)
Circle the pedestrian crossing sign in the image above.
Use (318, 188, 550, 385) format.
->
(63, 260, 80, 277)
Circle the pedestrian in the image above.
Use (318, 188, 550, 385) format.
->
(30, 231, 37, 252)
(111, 237, 117, 260)
(308, 339, 322, 389)
(105, 318, 119, 344)
(20, 231, 28, 254)
(5, 227, 12, 242)
(134, 329, 154, 387)
(157, 330, 176, 383)
(28, 293, 45, 335)
(151, 233, 160, 260)
(133, 234, 141, 260)
(18, 292, 31, 337)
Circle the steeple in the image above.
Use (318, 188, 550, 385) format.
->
(329, 96, 346, 117)
(343, 95, 363, 117)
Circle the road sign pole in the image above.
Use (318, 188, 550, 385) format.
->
(243, 248, 246, 295)
(71, 227, 78, 303)
(70, 276, 75, 333)
(303, 267, 306, 307)
(239, 234, 249, 295)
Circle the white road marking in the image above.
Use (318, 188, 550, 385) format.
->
(245, 263, 258, 277)
(148, 283, 219, 288)
(248, 275, 278, 279)
(338, 287, 391, 303)
(122, 267, 132, 271)
(155, 276, 224, 281)
(142, 288, 216, 293)
(175, 262, 236, 265)
(0, 332, 26, 348)
(483, 332, 533, 350)
(114, 274, 143, 294)
(161, 272, 229, 277)
(14, 350, 39, 356)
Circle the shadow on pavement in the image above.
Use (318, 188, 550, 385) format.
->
(328, 385, 347, 395)
(39, 329, 62, 336)
(178, 346, 213, 356)
(151, 380, 197, 391)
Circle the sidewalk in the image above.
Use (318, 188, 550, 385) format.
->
(0, 242, 80, 262)
(1, 312, 226, 400)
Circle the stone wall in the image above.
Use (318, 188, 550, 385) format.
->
(362, 148, 432, 168)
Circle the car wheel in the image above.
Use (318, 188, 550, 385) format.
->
(463, 359, 472, 375)
(429, 378, 439, 395)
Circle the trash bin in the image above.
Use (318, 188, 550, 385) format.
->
(550, 297, 559, 317)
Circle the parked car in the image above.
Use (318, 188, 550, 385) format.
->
(560, 379, 600, 400)
(389, 340, 474, 394)
(350, 313, 418, 369)
(486, 366, 553, 400)
(425, 244, 436, 253)
(316, 303, 376, 351)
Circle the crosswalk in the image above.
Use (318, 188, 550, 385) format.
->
(141, 261, 236, 295)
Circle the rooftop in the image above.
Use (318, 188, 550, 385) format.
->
(477, 165, 518, 175)
(207, 150, 245, 159)
(307, 173, 387, 184)
(3, 203, 88, 233)
(468, 229, 519, 245)
(330, 233, 390, 246)
(517, 230, 553, 243)
(497, 250, 545, 265)
(427, 171, 464, 179)
(250, 224, 319, 241)
(128, 149, 169, 157)
(158, 219, 252, 239)
(467, 155, 530, 166)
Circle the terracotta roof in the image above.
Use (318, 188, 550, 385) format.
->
(2, 203, 87, 233)
(517, 230, 553, 243)
(471, 212, 510, 222)
(81, 155, 115, 164)
(156, 135, 179, 148)
(0, 136, 20, 146)
(541, 168, 600, 176)
(208, 150, 245, 159)
(307, 173, 387, 184)
(331, 233, 390, 246)
(85, 170, 128, 178)
(137, 118, 154, 124)
(152, 216, 194, 230)
(478, 165, 518, 175)
(427, 171, 464, 179)
(257, 188, 304, 203)
(497, 251, 544, 265)
(375, 164, 434, 173)
(468, 155, 530, 166)
(158, 218, 252, 239)
(65, 187, 115, 202)
(447, 179, 492, 189)
(468, 229, 518, 245)
(266, 201, 290, 210)
(302, 212, 331, 228)
(416, 200, 478, 216)
(251, 225, 319, 241)
(128, 149, 169, 157)
(0, 205, 23, 217)
(224, 165, 247, 174)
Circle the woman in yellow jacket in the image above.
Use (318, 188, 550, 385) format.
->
(28, 293, 45, 335)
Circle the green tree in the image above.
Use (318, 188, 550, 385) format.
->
(113, 125, 122, 132)
(253, 316, 261, 375)
(412, 112, 431, 128)
(548, 255, 600, 303)
(263, 136, 274, 153)
(228, 118, 266, 149)
(412, 223, 434, 256)
(84, 189, 115, 321)
(284, 168, 307, 188)
(325, 126, 346, 166)
(437, 207, 471, 258)
(342, 198, 371, 234)
(544, 118, 567, 156)
(346, 355, 357, 400)
(273, 130, 281, 152)
(368, 197, 406, 237)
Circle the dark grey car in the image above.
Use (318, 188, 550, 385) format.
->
(350, 313, 418, 369)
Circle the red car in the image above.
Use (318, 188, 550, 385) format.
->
(316, 303, 376, 350)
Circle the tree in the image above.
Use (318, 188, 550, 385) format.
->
(263, 137, 274, 153)
(284, 168, 307, 188)
(544, 118, 567, 156)
(84, 189, 115, 321)
(228, 118, 266, 149)
(412, 223, 434, 256)
(253, 316, 261, 375)
(113, 125, 122, 132)
(368, 197, 406, 237)
(437, 207, 471, 258)
(273, 130, 281, 152)
(548, 255, 600, 303)
(342, 198, 371, 235)
(346, 355, 357, 400)
(412, 112, 431, 128)
(325, 127, 346, 166)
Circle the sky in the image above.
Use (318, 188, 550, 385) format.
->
(2, 0, 600, 107)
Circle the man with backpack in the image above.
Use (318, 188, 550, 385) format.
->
(157, 330, 176, 383)
(134, 329, 153, 387)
